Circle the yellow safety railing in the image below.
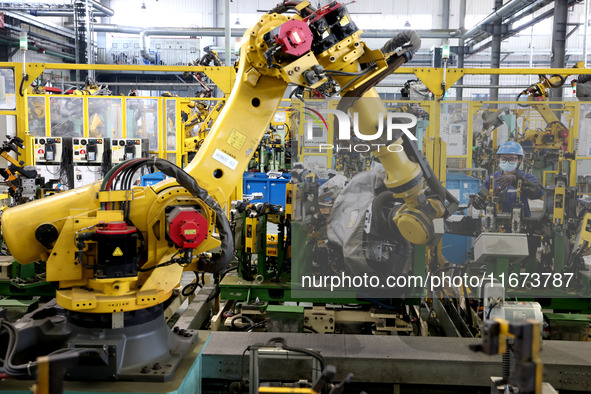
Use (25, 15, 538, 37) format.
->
(0, 62, 236, 168)
(3, 62, 591, 192)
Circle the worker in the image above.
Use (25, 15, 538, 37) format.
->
(472, 141, 544, 217)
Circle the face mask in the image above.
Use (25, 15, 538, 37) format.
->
(499, 161, 518, 173)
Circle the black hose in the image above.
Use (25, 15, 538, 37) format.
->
(516, 91, 531, 108)
(546, 74, 565, 88)
(59, 138, 74, 189)
(18, 74, 28, 97)
(337, 31, 421, 109)
(181, 271, 203, 296)
(154, 159, 234, 274)
(231, 315, 255, 330)
(0, 320, 100, 377)
(103, 157, 233, 273)
(333, 29, 458, 216)
(401, 135, 459, 215)
(266, 337, 325, 371)
(381, 30, 422, 61)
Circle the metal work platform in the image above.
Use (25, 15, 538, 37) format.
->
(2, 331, 591, 392)
(200, 332, 591, 392)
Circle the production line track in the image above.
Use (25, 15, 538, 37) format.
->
(2, 331, 591, 393)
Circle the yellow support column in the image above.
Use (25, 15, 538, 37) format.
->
(432, 99, 443, 180)
(24, 133, 35, 166)
(44, 95, 50, 137)
(122, 96, 127, 138)
(83, 96, 89, 137)
(158, 97, 164, 159)
(176, 98, 182, 166)
(15, 70, 29, 164)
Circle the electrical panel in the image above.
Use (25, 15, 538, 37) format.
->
(34, 137, 71, 164)
(73, 137, 108, 163)
(103, 35, 200, 66)
(111, 138, 149, 163)
(35, 165, 63, 189)
(74, 166, 103, 189)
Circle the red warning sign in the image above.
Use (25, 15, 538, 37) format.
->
(37, 149, 44, 154)
(80, 149, 86, 154)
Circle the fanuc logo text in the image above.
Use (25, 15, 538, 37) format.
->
(305, 108, 418, 153)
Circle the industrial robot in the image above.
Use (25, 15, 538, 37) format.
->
(0, 1, 456, 382)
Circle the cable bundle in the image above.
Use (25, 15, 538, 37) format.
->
(59, 137, 74, 189)
(99, 158, 234, 274)
(0, 319, 100, 378)
(100, 144, 112, 179)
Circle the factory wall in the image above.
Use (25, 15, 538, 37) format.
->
(5, 0, 588, 99)
(6, 15, 72, 64)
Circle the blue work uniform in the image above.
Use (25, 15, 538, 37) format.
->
(482, 170, 544, 217)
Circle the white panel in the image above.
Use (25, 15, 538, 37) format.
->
(10, 50, 65, 63)
(466, 0, 494, 15)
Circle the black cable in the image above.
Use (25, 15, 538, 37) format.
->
(19, 74, 28, 97)
(206, 273, 221, 302)
(303, 325, 319, 333)
(59, 138, 73, 189)
(1, 320, 100, 377)
(238, 337, 324, 387)
(117, 160, 145, 190)
(103, 157, 233, 276)
(239, 346, 249, 385)
(231, 315, 255, 331)
(289, 86, 304, 98)
(325, 69, 370, 76)
(44, 164, 59, 176)
(200, 265, 237, 303)
(220, 265, 237, 281)
(153, 158, 234, 274)
(109, 158, 152, 221)
(267, 337, 325, 372)
(119, 163, 143, 219)
(246, 320, 267, 332)
(138, 250, 181, 272)
(181, 272, 203, 296)
(108, 158, 151, 191)
(100, 146, 111, 178)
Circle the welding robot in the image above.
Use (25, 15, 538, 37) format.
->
(0, 1, 457, 382)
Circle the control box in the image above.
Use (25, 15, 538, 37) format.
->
(73, 138, 108, 163)
(35, 137, 71, 164)
(111, 138, 149, 163)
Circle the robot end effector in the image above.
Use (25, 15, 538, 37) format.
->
(256, 1, 455, 245)
(372, 133, 456, 245)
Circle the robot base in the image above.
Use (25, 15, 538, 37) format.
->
(11, 300, 197, 382)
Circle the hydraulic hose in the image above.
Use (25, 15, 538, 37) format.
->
(381, 30, 422, 62)
(153, 159, 234, 273)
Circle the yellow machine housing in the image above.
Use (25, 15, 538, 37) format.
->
(2, 2, 453, 315)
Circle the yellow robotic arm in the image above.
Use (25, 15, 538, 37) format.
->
(517, 61, 584, 150)
(183, 101, 225, 152)
(1, 1, 454, 315)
